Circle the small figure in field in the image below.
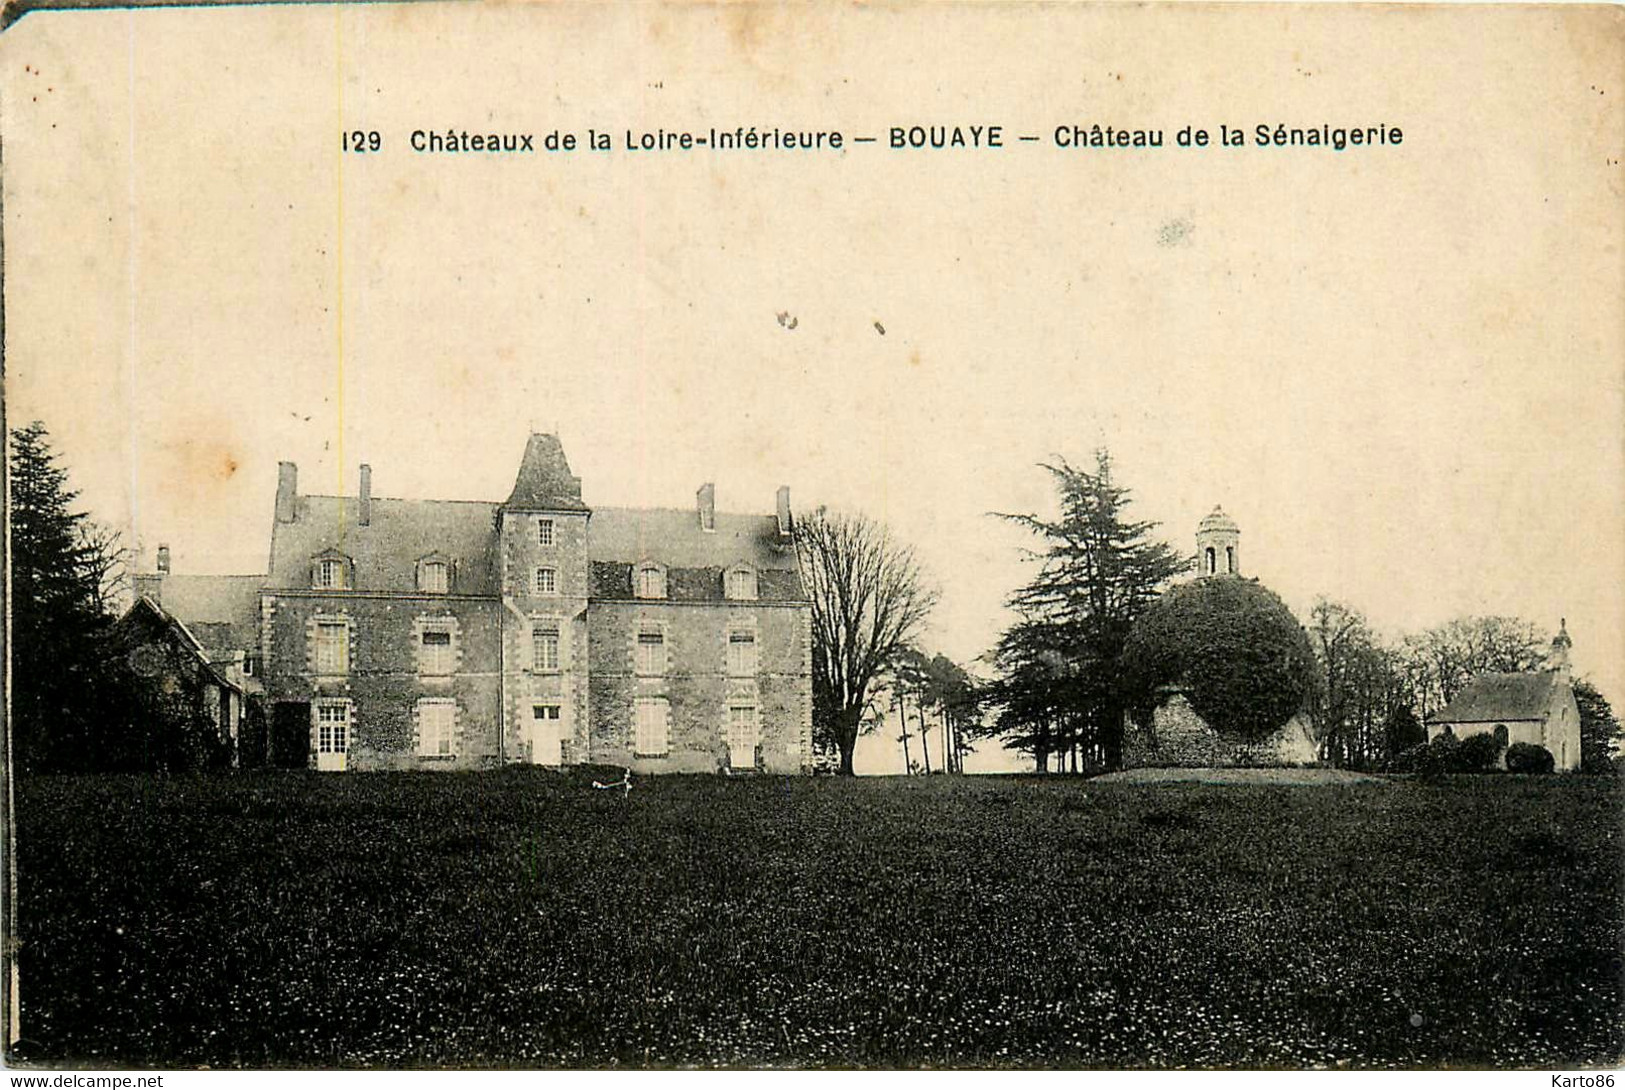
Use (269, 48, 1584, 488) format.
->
(592, 769, 632, 797)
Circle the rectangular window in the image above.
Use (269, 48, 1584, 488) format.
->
(532, 625, 560, 671)
(420, 628, 453, 675)
(317, 703, 349, 753)
(420, 562, 448, 594)
(534, 567, 557, 595)
(315, 558, 344, 590)
(533, 704, 562, 722)
(537, 519, 555, 547)
(314, 621, 348, 675)
(727, 630, 758, 676)
(636, 630, 666, 676)
(634, 697, 670, 757)
(417, 700, 456, 757)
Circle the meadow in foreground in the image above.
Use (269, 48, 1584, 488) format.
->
(11, 770, 1623, 1068)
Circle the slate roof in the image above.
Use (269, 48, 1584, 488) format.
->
(159, 574, 263, 652)
(1428, 671, 1561, 724)
(268, 495, 501, 595)
(503, 434, 589, 511)
(590, 507, 799, 570)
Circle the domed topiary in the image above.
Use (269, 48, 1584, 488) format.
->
(1120, 577, 1322, 740)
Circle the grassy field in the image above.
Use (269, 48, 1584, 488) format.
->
(10, 770, 1623, 1069)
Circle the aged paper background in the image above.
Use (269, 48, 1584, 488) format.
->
(2, 2, 1621, 774)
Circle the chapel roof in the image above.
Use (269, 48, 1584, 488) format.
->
(1428, 671, 1564, 725)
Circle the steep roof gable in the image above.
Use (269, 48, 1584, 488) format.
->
(115, 597, 243, 694)
(1429, 671, 1561, 725)
(503, 434, 589, 511)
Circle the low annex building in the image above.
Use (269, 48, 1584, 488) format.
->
(111, 589, 247, 766)
(1426, 622, 1582, 771)
(140, 435, 815, 774)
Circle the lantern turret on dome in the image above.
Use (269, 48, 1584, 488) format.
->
(1196, 505, 1240, 577)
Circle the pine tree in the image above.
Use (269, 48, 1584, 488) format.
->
(9, 421, 119, 771)
(989, 452, 1189, 771)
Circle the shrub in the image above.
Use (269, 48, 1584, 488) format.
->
(1505, 742, 1555, 774)
(1453, 730, 1506, 773)
(1120, 578, 1321, 740)
(1415, 732, 1459, 780)
(1386, 741, 1428, 773)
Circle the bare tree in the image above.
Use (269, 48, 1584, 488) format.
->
(797, 508, 938, 776)
(79, 522, 129, 616)
(1399, 615, 1546, 717)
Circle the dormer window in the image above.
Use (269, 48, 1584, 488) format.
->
(312, 552, 351, 590)
(419, 560, 449, 594)
(724, 564, 758, 601)
(635, 562, 667, 600)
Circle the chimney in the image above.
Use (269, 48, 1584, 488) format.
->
(697, 482, 716, 532)
(776, 486, 793, 538)
(156, 543, 171, 573)
(133, 573, 163, 603)
(275, 461, 299, 523)
(359, 464, 372, 527)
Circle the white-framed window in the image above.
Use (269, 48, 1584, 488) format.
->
(534, 567, 558, 596)
(419, 561, 449, 594)
(317, 702, 349, 753)
(314, 620, 349, 675)
(532, 624, 560, 671)
(725, 566, 758, 601)
(636, 628, 666, 676)
(727, 630, 758, 676)
(634, 697, 670, 757)
(314, 557, 345, 590)
(420, 628, 454, 675)
(417, 699, 456, 758)
(537, 518, 555, 547)
(636, 563, 666, 600)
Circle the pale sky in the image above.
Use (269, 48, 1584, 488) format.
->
(4, 3, 1621, 774)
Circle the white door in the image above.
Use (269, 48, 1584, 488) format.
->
(532, 704, 562, 765)
(728, 706, 757, 770)
(316, 704, 349, 772)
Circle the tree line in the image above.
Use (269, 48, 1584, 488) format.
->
(967, 450, 1621, 774)
(15, 418, 1620, 777)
